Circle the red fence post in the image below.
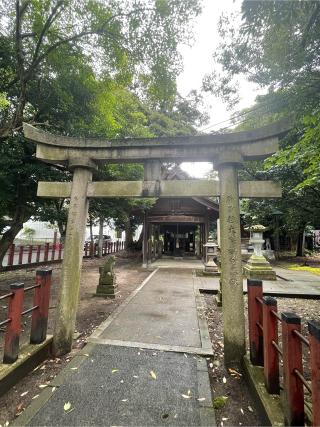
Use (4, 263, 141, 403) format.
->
(262, 296, 280, 394)
(28, 244, 33, 264)
(44, 243, 49, 262)
(308, 320, 320, 427)
(282, 312, 304, 426)
(247, 279, 263, 366)
(3, 283, 24, 363)
(18, 245, 24, 265)
(51, 243, 56, 261)
(89, 242, 94, 258)
(36, 244, 41, 262)
(58, 243, 62, 260)
(8, 244, 15, 266)
(30, 269, 52, 344)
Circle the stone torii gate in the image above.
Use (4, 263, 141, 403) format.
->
(24, 119, 290, 365)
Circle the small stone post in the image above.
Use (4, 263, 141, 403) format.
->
(216, 151, 245, 366)
(52, 159, 95, 356)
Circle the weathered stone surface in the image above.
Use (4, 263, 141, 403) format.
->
(37, 180, 282, 199)
(244, 225, 277, 281)
(243, 255, 277, 280)
(96, 256, 118, 298)
(52, 167, 92, 356)
(24, 119, 291, 164)
(217, 153, 245, 366)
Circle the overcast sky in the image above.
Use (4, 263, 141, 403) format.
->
(178, 0, 265, 178)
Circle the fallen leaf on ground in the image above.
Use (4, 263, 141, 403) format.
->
(228, 368, 242, 377)
(150, 370, 157, 379)
(64, 402, 72, 412)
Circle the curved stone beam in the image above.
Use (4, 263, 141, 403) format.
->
(24, 118, 291, 148)
(23, 118, 292, 164)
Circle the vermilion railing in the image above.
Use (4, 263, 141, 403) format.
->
(83, 240, 124, 258)
(4, 240, 124, 268)
(247, 279, 320, 426)
(0, 269, 52, 364)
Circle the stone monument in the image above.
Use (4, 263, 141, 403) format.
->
(96, 255, 118, 298)
(243, 225, 276, 280)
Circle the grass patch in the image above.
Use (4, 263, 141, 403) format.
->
(278, 262, 320, 276)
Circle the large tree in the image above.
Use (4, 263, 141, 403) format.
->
(0, 0, 202, 267)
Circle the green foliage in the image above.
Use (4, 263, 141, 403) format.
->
(22, 226, 36, 240)
(204, 1, 320, 111)
(0, 0, 204, 263)
(210, 1, 320, 251)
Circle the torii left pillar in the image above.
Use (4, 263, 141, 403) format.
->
(52, 159, 95, 356)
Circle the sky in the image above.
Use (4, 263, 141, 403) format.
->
(178, 0, 265, 178)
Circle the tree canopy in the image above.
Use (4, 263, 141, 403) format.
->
(206, 0, 320, 254)
(0, 0, 205, 266)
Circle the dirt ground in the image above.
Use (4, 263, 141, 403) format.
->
(0, 252, 149, 426)
(204, 294, 263, 427)
(203, 292, 320, 427)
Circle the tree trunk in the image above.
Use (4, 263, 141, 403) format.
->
(89, 217, 94, 258)
(296, 229, 306, 257)
(98, 217, 104, 258)
(124, 216, 134, 250)
(0, 206, 28, 269)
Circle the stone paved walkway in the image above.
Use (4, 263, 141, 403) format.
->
(14, 268, 216, 427)
(195, 265, 320, 298)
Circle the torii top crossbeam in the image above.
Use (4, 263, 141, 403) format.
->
(24, 118, 291, 165)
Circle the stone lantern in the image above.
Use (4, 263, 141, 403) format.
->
(243, 224, 276, 280)
(203, 238, 220, 276)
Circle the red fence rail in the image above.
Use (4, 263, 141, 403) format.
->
(0, 269, 52, 363)
(247, 279, 320, 426)
(3, 240, 124, 269)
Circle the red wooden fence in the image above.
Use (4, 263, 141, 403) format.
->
(4, 240, 124, 268)
(0, 269, 52, 364)
(247, 279, 320, 426)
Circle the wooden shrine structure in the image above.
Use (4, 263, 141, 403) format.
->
(23, 118, 290, 365)
(141, 167, 219, 266)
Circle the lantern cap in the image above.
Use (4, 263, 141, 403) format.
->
(244, 224, 267, 232)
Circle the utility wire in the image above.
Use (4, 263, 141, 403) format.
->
(200, 80, 320, 133)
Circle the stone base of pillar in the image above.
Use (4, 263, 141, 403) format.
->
(243, 255, 277, 280)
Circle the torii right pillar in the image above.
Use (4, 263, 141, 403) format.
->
(216, 151, 245, 366)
